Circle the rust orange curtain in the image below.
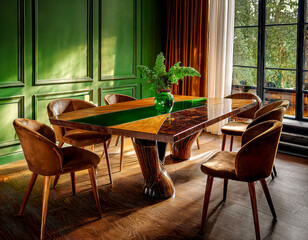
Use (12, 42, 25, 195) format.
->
(166, 0, 209, 97)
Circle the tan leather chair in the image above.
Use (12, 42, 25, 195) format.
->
(47, 98, 112, 189)
(201, 120, 283, 240)
(220, 93, 262, 151)
(13, 118, 102, 240)
(104, 94, 137, 171)
(222, 106, 287, 185)
(221, 99, 288, 151)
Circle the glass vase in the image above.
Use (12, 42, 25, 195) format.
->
(154, 89, 174, 114)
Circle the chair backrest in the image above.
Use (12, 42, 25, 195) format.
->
(235, 120, 282, 182)
(104, 94, 136, 105)
(248, 107, 286, 129)
(47, 98, 96, 141)
(225, 92, 262, 119)
(13, 118, 63, 176)
(254, 100, 289, 118)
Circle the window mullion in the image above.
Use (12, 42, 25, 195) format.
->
(257, 0, 266, 100)
(296, 0, 306, 120)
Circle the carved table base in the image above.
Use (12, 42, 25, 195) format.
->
(132, 138, 174, 199)
(171, 131, 202, 160)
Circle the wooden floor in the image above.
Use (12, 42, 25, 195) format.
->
(0, 133, 307, 240)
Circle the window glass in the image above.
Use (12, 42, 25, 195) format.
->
(235, 0, 259, 27)
(233, 67, 257, 88)
(233, 27, 258, 66)
(264, 89, 296, 116)
(266, 0, 298, 24)
(304, 93, 308, 118)
(304, 25, 308, 70)
(266, 25, 297, 69)
(265, 69, 296, 88)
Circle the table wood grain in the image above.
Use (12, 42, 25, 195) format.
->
(50, 95, 256, 199)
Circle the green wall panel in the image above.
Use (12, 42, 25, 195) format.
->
(0, 0, 23, 87)
(33, 90, 93, 125)
(100, 0, 136, 79)
(99, 85, 137, 105)
(35, 0, 91, 83)
(0, 0, 164, 164)
(0, 96, 24, 150)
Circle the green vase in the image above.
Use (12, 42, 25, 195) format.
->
(154, 89, 174, 114)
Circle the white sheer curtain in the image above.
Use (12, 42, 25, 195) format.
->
(206, 0, 235, 135)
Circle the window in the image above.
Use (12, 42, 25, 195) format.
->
(232, 0, 308, 121)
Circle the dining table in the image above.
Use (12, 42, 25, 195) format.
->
(49, 95, 257, 199)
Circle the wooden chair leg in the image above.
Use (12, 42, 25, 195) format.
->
(271, 172, 275, 180)
(201, 176, 214, 233)
(90, 145, 94, 152)
(19, 173, 38, 215)
(260, 179, 277, 219)
(248, 182, 261, 240)
(88, 167, 102, 218)
(58, 141, 64, 148)
(52, 175, 60, 189)
(102, 142, 113, 184)
(223, 179, 228, 201)
(221, 134, 226, 151)
(196, 138, 200, 149)
(115, 135, 120, 146)
(70, 172, 76, 196)
(107, 137, 112, 148)
(101, 137, 112, 159)
(40, 176, 51, 240)
(273, 165, 277, 176)
(119, 136, 124, 172)
(229, 136, 234, 151)
(53, 142, 64, 188)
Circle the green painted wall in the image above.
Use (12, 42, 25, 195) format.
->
(0, 0, 165, 164)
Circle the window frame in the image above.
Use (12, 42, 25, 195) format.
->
(233, 0, 307, 121)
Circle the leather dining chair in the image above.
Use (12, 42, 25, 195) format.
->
(220, 92, 262, 151)
(222, 106, 287, 195)
(104, 94, 137, 171)
(221, 99, 288, 151)
(47, 98, 112, 190)
(13, 118, 102, 240)
(201, 120, 283, 240)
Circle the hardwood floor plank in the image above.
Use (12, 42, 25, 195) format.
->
(0, 133, 307, 239)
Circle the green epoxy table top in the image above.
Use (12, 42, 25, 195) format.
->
(49, 95, 257, 143)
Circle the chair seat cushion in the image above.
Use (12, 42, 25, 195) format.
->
(221, 121, 249, 136)
(62, 147, 100, 173)
(201, 151, 237, 180)
(62, 129, 111, 147)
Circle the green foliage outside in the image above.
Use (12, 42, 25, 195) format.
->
(137, 52, 201, 92)
(233, 0, 298, 89)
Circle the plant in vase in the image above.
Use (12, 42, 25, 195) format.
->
(137, 52, 201, 114)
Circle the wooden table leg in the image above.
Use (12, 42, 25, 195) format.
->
(132, 138, 174, 199)
(171, 131, 201, 160)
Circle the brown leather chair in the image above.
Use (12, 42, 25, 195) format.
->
(221, 93, 262, 151)
(201, 120, 283, 240)
(254, 100, 289, 118)
(13, 118, 102, 240)
(222, 106, 287, 183)
(104, 94, 137, 171)
(47, 98, 112, 189)
(221, 99, 288, 151)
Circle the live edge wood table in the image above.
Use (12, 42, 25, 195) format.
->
(49, 95, 256, 199)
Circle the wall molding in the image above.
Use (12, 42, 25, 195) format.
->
(98, 84, 137, 105)
(99, 0, 137, 81)
(0, 0, 25, 88)
(32, 0, 94, 85)
(0, 96, 25, 148)
(33, 89, 94, 120)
